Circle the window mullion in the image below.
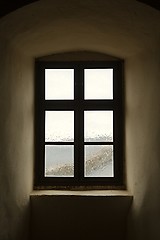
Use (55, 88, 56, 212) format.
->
(74, 66, 84, 184)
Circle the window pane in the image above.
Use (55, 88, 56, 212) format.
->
(84, 111, 113, 142)
(45, 145, 74, 177)
(84, 69, 113, 99)
(85, 145, 114, 177)
(45, 111, 74, 142)
(45, 69, 74, 99)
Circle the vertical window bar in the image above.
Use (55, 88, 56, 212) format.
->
(74, 66, 84, 182)
(74, 67, 79, 181)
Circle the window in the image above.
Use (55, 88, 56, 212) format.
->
(35, 61, 124, 189)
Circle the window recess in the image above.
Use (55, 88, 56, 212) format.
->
(35, 61, 124, 189)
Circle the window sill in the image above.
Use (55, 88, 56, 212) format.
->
(30, 189, 132, 197)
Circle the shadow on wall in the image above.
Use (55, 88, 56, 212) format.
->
(31, 195, 132, 240)
(127, 164, 160, 240)
(0, 199, 30, 240)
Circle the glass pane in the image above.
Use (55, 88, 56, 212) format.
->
(45, 145, 74, 177)
(85, 145, 114, 177)
(45, 111, 74, 142)
(84, 111, 113, 142)
(45, 69, 74, 99)
(84, 69, 113, 99)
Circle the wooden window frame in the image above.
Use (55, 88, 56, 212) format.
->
(34, 60, 124, 189)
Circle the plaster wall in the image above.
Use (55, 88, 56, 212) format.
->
(126, 46, 160, 240)
(0, 1, 160, 240)
(0, 0, 160, 58)
(31, 193, 132, 240)
(0, 36, 34, 240)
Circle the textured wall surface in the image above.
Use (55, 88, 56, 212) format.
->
(0, 0, 160, 58)
(0, 1, 160, 240)
(0, 37, 34, 240)
(31, 193, 132, 240)
(126, 47, 160, 240)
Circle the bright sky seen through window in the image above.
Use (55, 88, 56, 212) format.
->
(45, 111, 74, 142)
(84, 111, 113, 142)
(45, 68, 113, 100)
(85, 69, 113, 99)
(45, 69, 74, 99)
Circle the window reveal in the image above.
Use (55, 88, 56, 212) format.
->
(35, 61, 124, 188)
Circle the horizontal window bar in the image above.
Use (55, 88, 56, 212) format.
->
(37, 61, 120, 69)
(44, 101, 115, 110)
(45, 100, 75, 110)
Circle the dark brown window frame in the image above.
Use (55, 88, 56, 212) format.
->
(34, 60, 124, 189)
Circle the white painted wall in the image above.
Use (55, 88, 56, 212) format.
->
(0, 37, 34, 240)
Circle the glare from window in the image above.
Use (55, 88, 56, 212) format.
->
(45, 69, 74, 100)
(45, 111, 74, 142)
(84, 111, 113, 142)
(84, 69, 113, 99)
